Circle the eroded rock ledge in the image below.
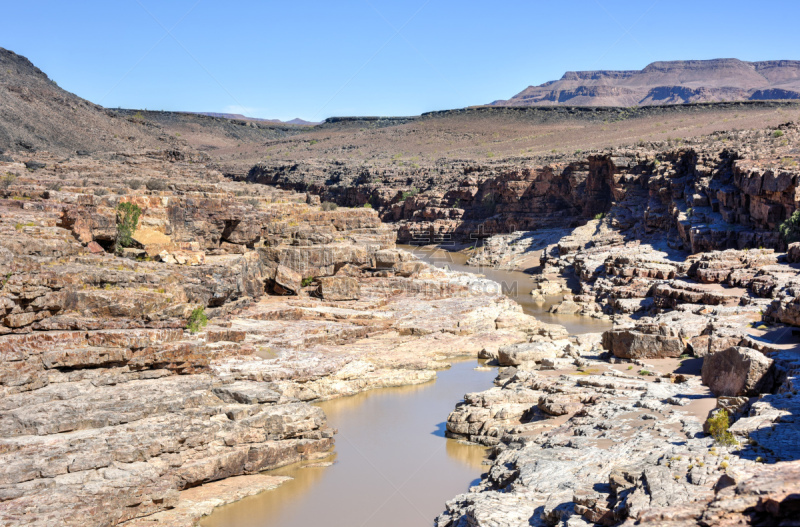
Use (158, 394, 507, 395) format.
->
(0, 152, 545, 526)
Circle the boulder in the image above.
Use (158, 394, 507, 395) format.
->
(86, 241, 105, 254)
(274, 265, 302, 295)
(498, 340, 560, 366)
(788, 242, 800, 263)
(317, 276, 360, 301)
(602, 325, 686, 359)
(701, 346, 775, 396)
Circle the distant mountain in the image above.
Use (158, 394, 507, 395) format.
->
(0, 47, 168, 154)
(187, 112, 318, 126)
(492, 59, 800, 107)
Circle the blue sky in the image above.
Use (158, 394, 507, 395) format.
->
(4, 1, 799, 121)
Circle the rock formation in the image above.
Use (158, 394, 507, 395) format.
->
(492, 59, 800, 107)
(3, 46, 800, 527)
(0, 150, 542, 526)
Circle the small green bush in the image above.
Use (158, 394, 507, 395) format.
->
(707, 410, 737, 446)
(186, 307, 208, 334)
(779, 210, 800, 244)
(301, 277, 315, 287)
(773, 130, 785, 138)
(594, 212, 605, 220)
(638, 369, 651, 376)
(0, 173, 16, 189)
(116, 202, 142, 250)
(363, 203, 372, 208)
(400, 188, 420, 201)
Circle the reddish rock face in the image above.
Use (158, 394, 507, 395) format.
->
(86, 240, 104, 253)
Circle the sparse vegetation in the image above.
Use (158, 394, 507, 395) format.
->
(778, 210, 800, 244)
(186, 307, 208, 334)
(400, 188, 420, 201)
(301, 277, 315, 287)
(594, 212, 605, 220)
(638, 369, 652, 376)
(707, 410, 737, 446)
(773, 130, 785, 138)
(126, 179, 143, 190)
(321, 201, 338, 211)
(0, 173, 16, 189)
(115, 202, 142, 251)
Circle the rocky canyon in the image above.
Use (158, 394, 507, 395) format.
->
(2, 45, 800, 527)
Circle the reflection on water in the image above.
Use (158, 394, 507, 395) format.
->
(398, 244, 611, 335)
(201, 360, 493, 527)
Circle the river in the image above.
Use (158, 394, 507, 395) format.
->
(201, 245, 610, 527)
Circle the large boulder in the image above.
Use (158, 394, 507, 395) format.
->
(602, 325, 686, 359)
(788, 242, 800, 263)
(273, 265, 302, 295)
(701, 346, 776, 396)
(317, 276, 360, 301)
(497, 340, 561, 366)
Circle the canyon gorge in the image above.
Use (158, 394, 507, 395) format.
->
(2, 46, 800, 526)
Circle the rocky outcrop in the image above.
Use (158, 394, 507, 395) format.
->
(438, 320, 800, 527)
(247, 123, 800, 255)
(701, 346, 777, 396)
(0, 151, 540, 526)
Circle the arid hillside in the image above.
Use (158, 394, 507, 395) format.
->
(0, 48, 176, 154)
(493, 59, 800, 107)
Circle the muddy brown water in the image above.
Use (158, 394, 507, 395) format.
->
(202, 246, 612, 527)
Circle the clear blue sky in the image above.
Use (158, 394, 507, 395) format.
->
(4, 1, 799, 121)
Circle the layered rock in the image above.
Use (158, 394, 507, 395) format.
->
(0, 151, 540, 526)
(247, 124, 800, 254)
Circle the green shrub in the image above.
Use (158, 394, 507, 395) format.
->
(0, 173, 16, 189)
(773, 130, 785, 138)
(400, 187, 420, 201)
(594, 212, 605, 220)
(363, 203, 372, 208)
(707, 410, 737, 446)
(779, 210, 800, 244)
(638, 369, 651, 376)
(116, 202, 142, 250)
(301, 277, 315, 287)
(186, 307, 208, 334)
(321, 201, 338, 211)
